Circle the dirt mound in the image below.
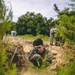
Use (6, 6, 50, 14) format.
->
(6, 42, 29, 75)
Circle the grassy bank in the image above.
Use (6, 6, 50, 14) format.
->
(19, 34, 50, 42)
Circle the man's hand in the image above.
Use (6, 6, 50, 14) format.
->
(31, 54, 41, 60)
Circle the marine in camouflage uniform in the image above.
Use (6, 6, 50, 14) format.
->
(28, 38, 53, 67)
(50, 26, 56, 45)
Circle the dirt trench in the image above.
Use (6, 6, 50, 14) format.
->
(5, 36, 64, 75)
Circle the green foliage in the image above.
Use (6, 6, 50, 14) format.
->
(64, 49, 74, 63)
(57, 60, 75, 75)
(0, 0, 12, 39)
(0, 42, 6, 75)
(37, 34, 49, 41)
(0, 42, 17, 75)
(29, 62, 56, 75)
(0, 0, 13, 73)
(0, 0, 6, 20)
(6, 64, 17, 75)
(57, 47, 75, 75)
(56, 10, 75, 46)
(20, 34, 49, 42)
(16, 12, 54, 36)
(0, 0, 16, 74)
(39, 61, 50, 69)
(0, 18, 12, 39)
(16, 12, 44, 35)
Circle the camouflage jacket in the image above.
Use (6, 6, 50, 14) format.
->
(28, 48, 53, 63)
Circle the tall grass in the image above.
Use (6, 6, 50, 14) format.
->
(29, 63, 56, 75)
(57, 60, 75, 75)
(0, 41, 17, 75)
(0, 41, 7, 75)
(57, 49, 75, 75)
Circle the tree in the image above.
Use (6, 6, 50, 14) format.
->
(0, 0, 13, 39)
(56, 9, 75, 46)
(33, 13, 46, 35)
(16, 12, 50, 36)
(16, 12, 35, 35)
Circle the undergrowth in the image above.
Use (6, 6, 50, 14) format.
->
(57, 60, 75, 75)
(20, 34, 49, 42)
(57, 48, 75, 75)
(0, 41, 17, 75)
(28, 63, 56, 75)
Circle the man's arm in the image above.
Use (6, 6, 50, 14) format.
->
(28, 49, 35, 61)
(44, 50, 53, 63)
(29, 49, 42, 62)
(28, 48, 39, 61)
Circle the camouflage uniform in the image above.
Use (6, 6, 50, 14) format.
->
(28, 48, 53, 67)
(50, 27, 56, 45)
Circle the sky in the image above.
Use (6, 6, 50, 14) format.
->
(4, 0, 70, 22)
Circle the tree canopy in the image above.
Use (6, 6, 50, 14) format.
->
(16, 12, 55, 36)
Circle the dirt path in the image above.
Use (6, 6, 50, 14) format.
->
(5, 36, 64, 75)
